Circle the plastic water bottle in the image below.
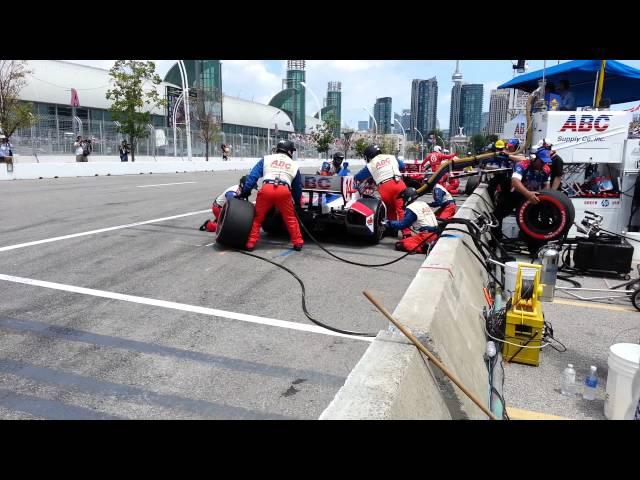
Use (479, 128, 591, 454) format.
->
(561, 364, 576, 396)
(582, 366, 598, 400)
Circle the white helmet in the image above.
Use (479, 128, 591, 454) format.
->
(443, 149, 449, 154)
(433, 145, 442, 153)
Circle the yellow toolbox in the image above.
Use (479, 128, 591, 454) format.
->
(503, 264, 545, 366)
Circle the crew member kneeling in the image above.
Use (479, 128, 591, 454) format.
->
(199, 176, 248, 233)
(384, 187, 439, 254)
(354, 144, 410, 237)
(240, 140, 304, 252)
(429, 182, 457, 219)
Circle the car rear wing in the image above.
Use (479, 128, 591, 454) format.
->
(300, 174, 355, 204)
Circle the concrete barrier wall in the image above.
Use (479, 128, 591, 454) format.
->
(321, 186, 494, 420)
(1, 157, 366, 181)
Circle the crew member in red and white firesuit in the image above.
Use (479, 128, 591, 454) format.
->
(199, 176, 249, 233)
(383, 187, 440, 254)
(354, 144, 410, 237)
(240, 140, 304, 251)
(429, 182, 457, 220)
(423, 145, 458, 172)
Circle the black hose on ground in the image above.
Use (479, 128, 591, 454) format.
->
(235, 249, 378, 337)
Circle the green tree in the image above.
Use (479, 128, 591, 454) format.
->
(106, 60, 165, 162)
(379, 136, 396, 155)
(0, 60, 35, 138)
(353, 137, 368, 158)
(486, 134, 499, 144)
(406, 143, 419, 158)
(471, 133, 487, 154)
(310, 119, 338, 158)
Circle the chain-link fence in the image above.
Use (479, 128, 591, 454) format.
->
(9, 113, 324, 160)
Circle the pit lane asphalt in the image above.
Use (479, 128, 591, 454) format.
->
(0, 170, 426, 419)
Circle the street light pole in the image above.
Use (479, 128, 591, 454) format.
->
(172, 91, 185, 157)
(363, 107, 377, 139)
(394, 119, 406, 158)
(415, 128, 424, 160)
(177, 60, 192, 161)
(267, 111, 281, 152)
(300, 82, 322, 123)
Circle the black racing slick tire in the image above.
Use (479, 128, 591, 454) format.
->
(516, 189, 575, 242)
(215, 197, 255, 249)
(356, 197, 387, 245)
(464, 175, 481, 196)
(631, 288, 640, 312)
(261, 208, 287, 236)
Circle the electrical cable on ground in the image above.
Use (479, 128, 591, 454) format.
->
(235, 249, 378, 337)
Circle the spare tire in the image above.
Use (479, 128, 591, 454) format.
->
(464, 175, 481, 195)
(215, 198, 255, 249)
(516, 189, 574, 241)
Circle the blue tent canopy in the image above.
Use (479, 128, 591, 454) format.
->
(498, 60, 640, 107)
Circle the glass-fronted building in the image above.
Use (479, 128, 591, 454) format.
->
(269, 60, 306, 134)
(460, 84, 484, 137)
(410, 78, 438, 141)
(14, 60, 296, 157)
(325, 81, 342, 137)
(374, 97, 393, 135)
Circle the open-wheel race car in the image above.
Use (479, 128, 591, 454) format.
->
(215, 174, 388, 249)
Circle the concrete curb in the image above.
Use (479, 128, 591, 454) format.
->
(321, 187, 495, 420)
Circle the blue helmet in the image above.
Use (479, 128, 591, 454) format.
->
(507, 138, 520, 149)
(320, 161, 331, 173)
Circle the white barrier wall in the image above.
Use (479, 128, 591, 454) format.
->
(321, 186, 494, 420)
(1, 157, 366, 181)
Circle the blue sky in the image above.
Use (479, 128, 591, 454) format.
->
(69, 60, 640, 131)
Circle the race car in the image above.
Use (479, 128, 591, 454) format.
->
(215, 174, 388, 249)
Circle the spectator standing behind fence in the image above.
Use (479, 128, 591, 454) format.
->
(74, 136, 85, 162)
(221, 143, 230, 161)
(0, 135, 14, 162)
(119, 140, 130, 162)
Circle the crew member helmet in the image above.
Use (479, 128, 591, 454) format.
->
(363, 144, 382, 162)
(275, 139, 297, 158)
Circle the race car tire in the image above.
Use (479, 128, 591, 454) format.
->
(215, 197, 255, 249)
(356, 197, 387, 245)
(464, 175, 481, 195)
(261, 208, 287, 236)
(516, 189, 575, 242)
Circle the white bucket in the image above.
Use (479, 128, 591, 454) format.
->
(504, 262, 538, 297)
(502, 215, 520, 239)
(604, 343, 640, 420)
(622, 231, 640, 262)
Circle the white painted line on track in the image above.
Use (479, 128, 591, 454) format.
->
(0, 274, 373, 342)
(137, 182, 197, 188)
(0, 210, 210, 253)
